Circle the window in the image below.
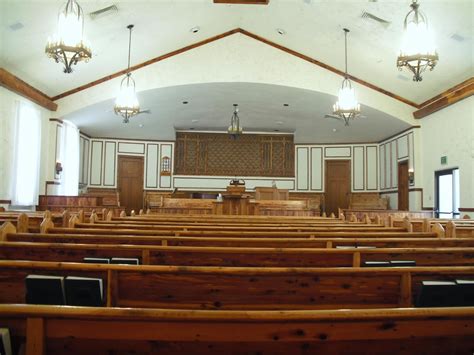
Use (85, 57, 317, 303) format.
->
(11, 101, 41, 206)
(435, 168, 460, 218)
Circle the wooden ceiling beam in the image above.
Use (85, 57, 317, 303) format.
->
(413, 77, 474, 119)
(0, 68, 57, 111)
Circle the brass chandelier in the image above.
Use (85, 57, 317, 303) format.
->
(114, 25, 140, 124)
(45, 0, 91, 73)
(397, 0, 438, 81)
(332, 28, 361, 126)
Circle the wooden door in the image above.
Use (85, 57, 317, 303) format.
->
(398, 161, 409, 211)
(325, 160, 351, 215)
(118, 156, 144, 214)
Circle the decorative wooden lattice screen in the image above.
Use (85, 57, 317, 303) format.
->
(174, 132, 294, 177)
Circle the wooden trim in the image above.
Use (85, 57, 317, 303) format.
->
(91, 137, 176, 143)
(238, 29, 420, 108)
(145, 144, 159, 189)
(419, 77, 474, 108)
(324, 146, 351, 158)
(296, 147, 309, 191)
(214, 0, 269, 3)
(89, 141, 104, 186)
(309, 147, 323, 191)
(365, 145, 378, 191)
(51, 29, 241, 101)
(414, 77, 474, 119)
(50, 29, 419, 109)
(117, 142, 146, 155)
(45, 180, 61, 196)
(0, 68, 57, 111)
(80, 131, 92, 139)
(378, 126, 420, 144)
(49, 118, 63, 124)
(0, 200, 11, 204)
(160, 144, 173, 188)
(352, 146, 365, 191)
(103, 141, 117, 187)
(459, 208, 474, 212)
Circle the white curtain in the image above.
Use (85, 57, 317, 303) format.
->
(11, 101, 42, 206)
(59, 120, 80, 196)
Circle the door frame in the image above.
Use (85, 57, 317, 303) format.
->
(397, 160, 409, 211)
(324, 159, 351, 215)
(117, 155, 144, 213)
(434, 168, 460, 218)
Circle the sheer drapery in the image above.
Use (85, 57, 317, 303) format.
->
(59, 120, 80, 196)
(11, 101, 42, 206)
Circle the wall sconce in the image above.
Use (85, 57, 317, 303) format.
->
(408, 168, 415, 185)
(160, 156, 171, 176)
(55, 161, 63, 175)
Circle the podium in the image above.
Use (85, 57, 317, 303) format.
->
(213, 185, 251, 215)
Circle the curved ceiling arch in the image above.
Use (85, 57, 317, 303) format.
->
(65, 82, 411, 143)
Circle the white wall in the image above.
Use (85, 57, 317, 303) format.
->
(420, 97, 474, 218)
(0, 87, 52, 206)
(378, 128, 421, 210)
(294, 144, 379, 193)
(86, 138, 174, 191)
(55, 33, 416, 128)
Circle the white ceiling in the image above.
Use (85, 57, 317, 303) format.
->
(65, 82, 411, 143)
(1, 0, 472, 142)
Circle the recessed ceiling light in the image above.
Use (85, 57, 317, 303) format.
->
(276, 28, 286, 35)
(332, 128, 337, 132)
(274, 129, 280, 132)
(276, 121, 284, 125)
(139, 124, 144, 128)
(190, 26, 200, 34)
(191, 119, 199, 123)
(182, 101, 188, 104)
(283, 103, 289, 107)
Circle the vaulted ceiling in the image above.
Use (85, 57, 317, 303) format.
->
(1, 0, 472, 141)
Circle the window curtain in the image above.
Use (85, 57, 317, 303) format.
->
(59, 120, 80, 196)
(11, 101, 42, 206)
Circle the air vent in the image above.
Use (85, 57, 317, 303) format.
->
(450, 33, 465, 42)
(361, 11, 391, 27)
(89, 5, 118, 20)
(397, 74, 410, 82)
(9, 22, 24, 31)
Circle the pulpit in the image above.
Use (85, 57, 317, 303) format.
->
(213, 184, 252, 215)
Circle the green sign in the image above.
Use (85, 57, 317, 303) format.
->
(441, 156, 447, 165)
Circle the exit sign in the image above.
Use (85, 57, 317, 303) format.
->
(441, 156, 447, 165)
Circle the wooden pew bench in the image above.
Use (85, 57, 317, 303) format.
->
(1, 241, 474, 268)
(1, 305, 473, 355)
(0, 260, 473, 310)
(6, 231, 471, 249)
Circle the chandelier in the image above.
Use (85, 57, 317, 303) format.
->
(114, 25, 140, 124)
(45, 0, 91, 73)
(397, 0, 438, 82)
(228, 104, 243, 138)
(333, 28, 361, 126)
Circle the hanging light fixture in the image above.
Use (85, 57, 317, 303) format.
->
(228, 104, 243, 138)
(333, 28, 361, 126)
(397, 0, 438, 81)
(114, 24, 140, 124)
(45, 0, 91, 73)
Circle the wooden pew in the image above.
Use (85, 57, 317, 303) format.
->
(0, 260, 473, 309)
(1, 304, 473, 355)
(47, 226, 437, 239)
(1, 241, 474, 268)
(6, 231, 472, 249)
